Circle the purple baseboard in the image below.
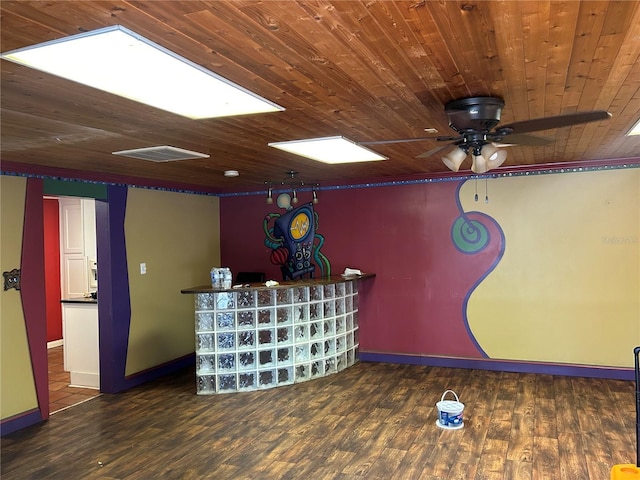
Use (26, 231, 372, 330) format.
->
(1, 409, 43, 437)
(359, 352, 634, 381)
(122, 353, 195, 391)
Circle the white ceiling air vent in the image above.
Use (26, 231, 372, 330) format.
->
(112, 145, 210, 162)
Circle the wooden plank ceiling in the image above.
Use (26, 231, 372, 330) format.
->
(1, 1, 639, 191)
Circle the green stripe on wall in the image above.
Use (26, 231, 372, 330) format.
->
(43, 179, 107, 199)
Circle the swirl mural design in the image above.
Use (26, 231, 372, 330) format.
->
(451, 215, 490, 254)
(452, 180, 506, 357)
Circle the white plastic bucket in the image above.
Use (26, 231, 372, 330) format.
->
(436, 390, 464, 429)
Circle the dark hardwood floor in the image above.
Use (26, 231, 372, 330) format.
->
(2, 361, 636, 479)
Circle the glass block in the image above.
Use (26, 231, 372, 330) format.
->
(309, 285, 322, 301)
(323, 319, 335, 337)
(310, 322, 322, 340)
(257, 289, 275, 307)
(346, 332, 354, 349)
(347, 349, 355, 367)
(237, 310, 255, 329)
(324, 339, 335, 355)
(310, 342, 322, 359)
(218, 353, 236, 370)
(259, 370, 275, 388)
(218, 374, 236, 392)
(336, 316, 345, 334)
(258, 349, 275, 367)
(237, 290, 256, 308)
(277, 327, 292, 344)
(345, 295, 353, 313)
(336, 282, 345, 297)
(309, 302, 320, 320)
(277, 347, 292, 365)
(258, 308, 274, 326)
(197, 354, 216, 374)
(346, 314, 354, 331)
(197, 333, 215, 352)
(294, 325, 308, 341)
(353, 293, 359, 310)
(276, 288, 292, 305)
(217, 332, 235, 350)
(323, 301, 334, 317)
(215, 292, 235, 310)
(335, 298, 345, 315)
(295, 363, 309, 381)
(354, 328, 359, 346)
(353, 311, 359, 326)
(293, 286, 309, 303)
(239, 351, 256, 369)
(197, 375, 216, 394)
(238, 372, 256, 390)
(294, 304, 309, 323)
(336, 352, 347, 371)
(323, 284, 335, 299)
(196, 312, 214, 331)
(295, 344, 309, 362)
(311, 360, 323, 377)
(196, 293, 214, 310)
(258, 329, 274, 346)
(345, 281, 353, 295)
(238, 330, 255, 349)
(336, 335, 346, 353)
(276, 306, 292, 325)
(324, 357, 336, 375)
(217, 312, 235, 330)
(277, 367, 293, 384)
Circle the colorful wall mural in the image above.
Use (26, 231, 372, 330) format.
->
(221, 165, 639, 374)
(262, 194, 330, 280)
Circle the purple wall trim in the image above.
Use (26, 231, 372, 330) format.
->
(0, 410, 43, 437)
(122, 354, 195, 391)
(359, 352, 635, 381)
(22, 178, 48, 420)
(96, 187, 131, 394)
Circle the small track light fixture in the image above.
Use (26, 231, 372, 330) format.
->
(264, 171, 319, 205)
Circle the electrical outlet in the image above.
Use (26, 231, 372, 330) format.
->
(140, 263, 147, 275)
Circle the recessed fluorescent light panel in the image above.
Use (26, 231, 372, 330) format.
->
(1, 25, 284, 119)
(627, 118, 640, 136)
(268, 136, 387, 164)
(112, 145, 209, 162)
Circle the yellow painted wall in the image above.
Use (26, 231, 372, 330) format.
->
(124, 187, 219, 375)
(0, 176, 38, 419)
(464, 168, 639, 367)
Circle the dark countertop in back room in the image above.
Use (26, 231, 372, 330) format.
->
(61, 297, 98, 304)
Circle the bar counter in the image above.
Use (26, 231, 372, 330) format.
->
(181, 274, 372, 394)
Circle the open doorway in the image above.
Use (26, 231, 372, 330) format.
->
(43, 195, 100, 413)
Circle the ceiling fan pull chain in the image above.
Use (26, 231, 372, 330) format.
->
(485, 177, 489, 204)
(474, 177, 479, 202)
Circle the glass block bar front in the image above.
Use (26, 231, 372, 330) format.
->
(189, 279, 360, 394)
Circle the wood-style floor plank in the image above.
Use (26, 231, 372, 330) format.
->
(1, 362, 636, 479)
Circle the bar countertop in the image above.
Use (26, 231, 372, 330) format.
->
(181, 273, 375, 294)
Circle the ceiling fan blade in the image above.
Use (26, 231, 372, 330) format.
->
(416, 144, 453, 159)
(359, 135, 461, 146)
(488, 132, 553, 146)
(497, 110, 611, 134)
(359, 136, 438, 146)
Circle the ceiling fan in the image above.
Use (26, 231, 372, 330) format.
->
(361, 96, 611, 174)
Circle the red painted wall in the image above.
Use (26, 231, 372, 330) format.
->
(220, 179, 493, 359)
(43, 198, 62, 342)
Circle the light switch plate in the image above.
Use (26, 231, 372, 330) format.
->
(140, 263, 146, 274)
